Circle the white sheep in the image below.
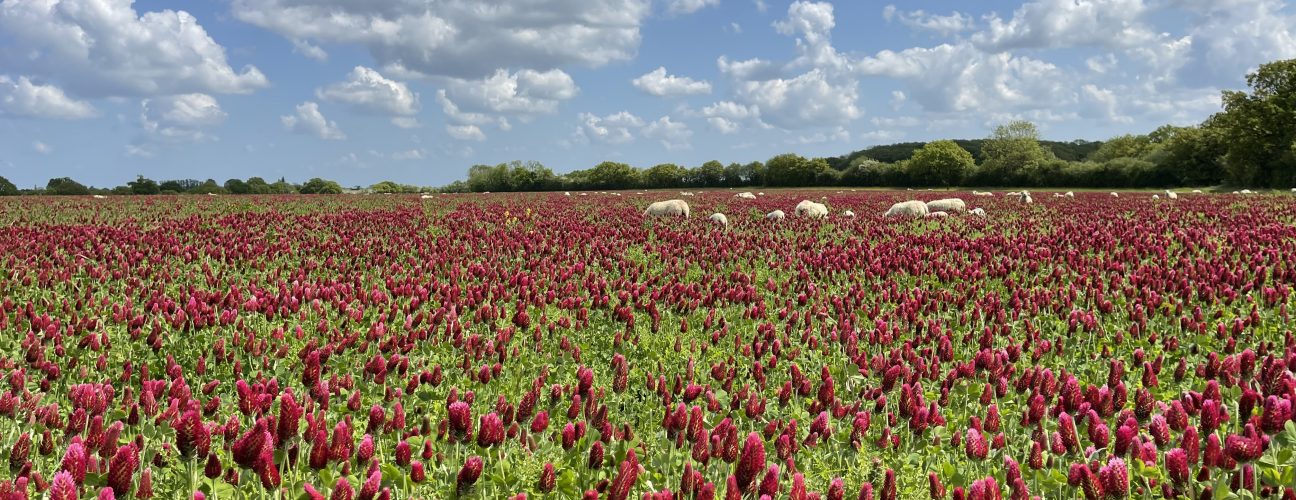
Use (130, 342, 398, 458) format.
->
(972, 191, 994, 197)
(925, 198, 967, 213)
(926, 211, 949, 218)
(564, 192, 571, 196)
(735, 192, 757, 200)
(1065, 191, 1075, 198)
(92, 194, 106, 199)
(795, 200, 829, 218)
(766, 210, 785, 220)
(970, 207, 986, 217)
(420, 194, 435, 199)
(884, 200, 930, 218)
(1019, 191, 1033, 204)
(842, 210, 856, 217)
(1240, 189, 1254, 194)
(1111, 192, 1120, 198)
(757, 192, 765, 196)
(644, 199, 690, 218)
(1006, 191, 1021, 197)
(680, 191, 696, 197)
(709, 213, 728, 226)
(1165, 190, 1178, 199)
(1152, 194, 1161, 199)
(1192, 190, 1203, 194)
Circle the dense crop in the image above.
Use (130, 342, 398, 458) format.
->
(1, 191, 1295, 499)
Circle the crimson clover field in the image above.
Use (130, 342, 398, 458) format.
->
(1, 191, 1295, 500)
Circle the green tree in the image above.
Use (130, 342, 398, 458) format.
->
(1155, 120, 1227, 186)
(245, 177, 272, 194)
(1217, 58, 1296, 187)
(0, 175, 17, 196)
(906, 140, 974, 187)
(979, 120, 1052, 185)
(765, 153, 829, 186)
(588, 161, 640, 190)
(224, 178, 250, 194)
(128, 175, 160, 195)
(299, 178, 343, 194)
(644, 163, 687, 188)
(46, 177, 90, 195)
(370, 181, 404, 193)
(189, 179, 226, 194)
(721, 162, 746, 187)
(158, 180, 185, 193)
(690, 160, 725, 187)
(1089, 134, 1155, 162)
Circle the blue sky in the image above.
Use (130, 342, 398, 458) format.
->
(2, 0, 1294, 188)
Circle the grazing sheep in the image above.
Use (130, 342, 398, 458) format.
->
(796, 200, 829, 218)
(680, 192, 695, 197)
(92, 194, 106, 199)
(757, 192, 765, 196)
(1019, 191, 1033, 204)
(644, 199, 690, 218)
(709, 213, 728, 226)
(1006, 191, 1021, 197)
(1240, 189, 1254, 194)
(1192, 189, 1203, 194)
(420, 194, 435, 199)
(1065, 191, 1075, 197)
(925, 198, 967, 213)
(1165, 190, 1178, 199)
(972, 191, 994, 196)
(1053, 193, 1064, 198)
(1111, 192, 1120, 198)
(842, 210, 855, 217)
(884, 200, 930, 217)
(970, 207, 986, 217)
(926, 211, 949, 218)
(563, 192, 571, 196)
(1152, 194, 1161, 199)
(735, 192, 757, 199)
(579, 192, 588, 196)
(766, 210, 785, 220)
(1291, 188, 1296, 193)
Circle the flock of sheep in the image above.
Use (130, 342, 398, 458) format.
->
(640, 187, 1278, 224)
(642, 191, 993, 224)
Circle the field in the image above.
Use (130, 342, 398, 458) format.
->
(1, 190, 1295, 500)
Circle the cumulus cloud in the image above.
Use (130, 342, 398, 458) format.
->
(446, 124, 486, 141)
(140, 93, 228, 143)
(0, 0, 267, 98)
(282, 102, 346, 140)
(667, 0, 720, 15)
(641, 116, 693, 150)
(882, 5, 975, 37)
(318, 67, 420, 118)
(32, 141, 51, 154)
(0, 76, 96, 119)
(733, 69, 861, 129)
(970, 0, 1157, 52)
(291, 39, 328, 61)
(1173, 0, 1296, 87)
(717, 56, 781, 81)
(574, 111, 644, 144)
(632, 67, 712, 97)
(700, 101, 762, 133)
(856, 43, 1070, 114)
(231, 0, 652, 79)
(443, 69, 579, 115)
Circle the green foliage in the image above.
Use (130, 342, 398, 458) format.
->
(1089, 134, 1156, 163)
(128, 176, 161, 195)
(189, 179, 226, 194)
(1217, 58, 1296, 187)
(587, 161, 640, 190)
(906, 140, 974, 187)
(689, 160, 725, 187)
(45, 177, 90, 195)
(299, 177, 344, 194)
(643, 163, 688, 188)
(0, 175, 17, 196)
(979, 120, 1054, 185)
(765, 153, 832, 186)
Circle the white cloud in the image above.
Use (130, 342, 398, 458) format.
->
(1086, 54, 1119, 74)
(317, 66, 420, 118)
(970, 0, 1157, 51)
(882, 5, 975, 37)
(446, 124, 486, 141)
(0, 0, 267, 97)
(282, 102, 345, 140)
(792, 127, 849, 144)
(443, 69, 579, 115)
(291, 39, 328, 61)
(231, 0, 652, 79)
(889, 90, 907, 111)
(1173, 0, 1296, 86)
(700, 101, 761, 133)
(632, 67, 712, 97)
(667, 0, 720, 15)
(856, 43, 1070, 114)
(141, 93, 227, 142)
(391, 117, 421, 129)
(641, 116, 693, 150)
(0, 76, 96, 119)
(575, 111, 644, 144)
(1079, 84, 1133, 123)
(32, 141, 51, 154)
(717, 56, 781, 81)
(733, 69, 860, 129)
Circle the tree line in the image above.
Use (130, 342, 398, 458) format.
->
(4, 58, 1294, 197)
